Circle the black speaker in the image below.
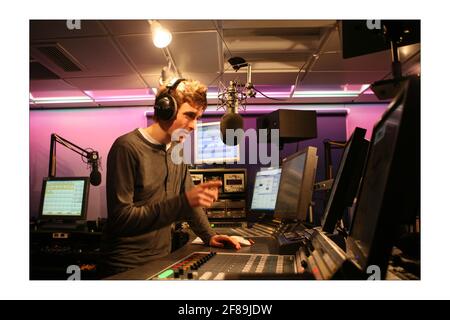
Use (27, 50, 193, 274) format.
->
(154, 78, 185, 121)
(256, 110, 317, 144)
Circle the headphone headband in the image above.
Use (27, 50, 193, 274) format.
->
(167, 78, 186, 93)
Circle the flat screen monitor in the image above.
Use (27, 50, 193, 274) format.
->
(321, 127, 369, 233)
(38, 177, 90, 222)
(250, 168, 282, 212)
(274, 146, 318, 222)
(346, 77, 420, 279)
(194, 121, 240, 164)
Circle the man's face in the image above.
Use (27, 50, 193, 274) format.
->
(166, 102, 203, 142)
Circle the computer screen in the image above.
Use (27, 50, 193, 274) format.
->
(321, 127, 369, 233)
(250, 168, 282, 212)
(274, 146, 318, 222)
(39, 177, 90, 221)
(194, 121, 240, 164)
(346, 77, 420, 278)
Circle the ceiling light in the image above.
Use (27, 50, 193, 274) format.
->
(31, 96, 93, 104)
(150, 20, 172, 48)
(293, 91, 361, 98)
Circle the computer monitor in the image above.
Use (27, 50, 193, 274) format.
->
(346, 77, 420, 279)
(250, 168, 282, 213)
(38, 177, 90, 222)
(194, 121, 240, 164)
(274, 146, 318, 222)
(321, 127, 369, 234)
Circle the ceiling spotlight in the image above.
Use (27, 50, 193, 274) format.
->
(149, 20, 172, 48)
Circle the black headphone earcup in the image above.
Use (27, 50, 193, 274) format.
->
(155, 95, 177, 121)
(154, 78, 185, 121)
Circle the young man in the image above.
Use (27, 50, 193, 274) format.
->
(101, 79, 241, 277)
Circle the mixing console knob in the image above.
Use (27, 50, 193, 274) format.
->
(187, 272, 193, 279)
(178, 268, 184, 275)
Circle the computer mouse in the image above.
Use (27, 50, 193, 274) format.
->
(230, 235, 252, 246)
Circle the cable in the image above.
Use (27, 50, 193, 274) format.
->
(253, 86, 288, 101)
(291, 60, 308, 97)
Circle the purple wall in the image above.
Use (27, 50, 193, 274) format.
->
(346, 104, 388, 139)
(30, 103, 388, 221)
(30, 107, 150, 219)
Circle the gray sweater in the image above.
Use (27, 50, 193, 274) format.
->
(102, 129, 215, 270)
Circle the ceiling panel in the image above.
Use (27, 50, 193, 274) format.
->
(220, 71, 299, 87)
(30, 79, 79, 92)
(65, 75, 147, 90)
(301, 71, 388, 86)
(160, 20, 217, 32)
(221, 20, 336, 29)
(56, 37, 134, 77)
(170, 31, 221, 74)
(102, 20, 150, 35)
(31, 37, 135, 78)
(116, 34, 168, 74)
(176, 72, 224, 88)
(313, 50, 391, 72)
(398, 43, 421, 62)
(30, 20, 107, 40)
(225, 35, 318, 53)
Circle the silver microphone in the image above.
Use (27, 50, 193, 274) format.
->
(245, 64, 256, 98)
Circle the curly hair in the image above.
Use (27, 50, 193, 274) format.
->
(154, 79, 207, 122)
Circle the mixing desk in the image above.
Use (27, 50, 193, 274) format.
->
(212, 226, 271, 237)
(211, 222, 309, 238)
(149, 251, 297, 280)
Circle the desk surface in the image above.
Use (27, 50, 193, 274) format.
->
(106, 235, 278, 280)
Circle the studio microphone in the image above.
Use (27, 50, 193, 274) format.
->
(88, 151, 102, 186)
(220, 81, 244, 146)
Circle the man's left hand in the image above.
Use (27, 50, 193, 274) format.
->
(209, 234, 241, 250)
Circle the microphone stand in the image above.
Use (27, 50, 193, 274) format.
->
(48, 133, 100, 183)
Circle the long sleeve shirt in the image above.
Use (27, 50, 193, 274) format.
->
(101, 129, 215, 270)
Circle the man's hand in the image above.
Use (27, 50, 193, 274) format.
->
(185, 181, 222, 208)
(209, 234, 242, 250)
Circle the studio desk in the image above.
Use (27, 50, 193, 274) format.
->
(106, 230, 316, 280)
(30, 227, 103, 280)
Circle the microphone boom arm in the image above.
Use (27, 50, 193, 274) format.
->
(48, 133, 100, 180)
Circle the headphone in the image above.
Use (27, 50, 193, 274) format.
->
(154, 78, 186, 121)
